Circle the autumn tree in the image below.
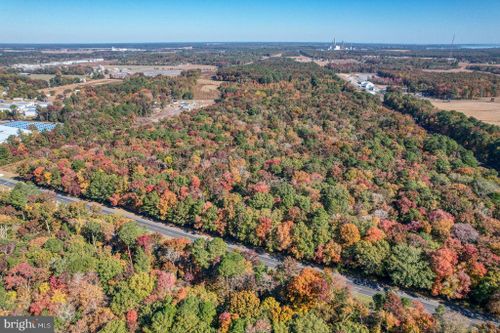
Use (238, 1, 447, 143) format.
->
(287, 268, 330, 308)
(229, 290, 261, 318)
(339, 223, 361, 246)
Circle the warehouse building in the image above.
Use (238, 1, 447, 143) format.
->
(0, 121, 57, 143)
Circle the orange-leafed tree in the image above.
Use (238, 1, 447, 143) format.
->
(287, 268, 330, 309)
(340, 223, 361, 246)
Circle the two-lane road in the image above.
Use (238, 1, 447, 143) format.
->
(0, 176, 495, 324)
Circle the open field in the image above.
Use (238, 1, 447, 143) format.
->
(422, 62, 473, 73)
(429, 97, 500, 125)
(38, 78, 122, 101)
(422, 62, 500, 74)
(22, 74, 54, 81)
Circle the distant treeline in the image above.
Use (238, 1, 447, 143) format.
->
(30, 65, 96, 75)
(215, 58, 339, 84)
(0, 72, 48, 99)
(302, 47, 500, 64)
(384, 92, 500, 171)
(49, 74, 81, 87)
(378, 70, 498, 99)
(467, 65, 500, 75)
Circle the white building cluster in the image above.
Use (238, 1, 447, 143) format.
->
(12, 58, 104, 71)
(0, 99, 50, 118)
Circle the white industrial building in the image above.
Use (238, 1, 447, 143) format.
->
(0, 125, 30, 143)
(12, 58, 104, 71)
(0, 121, 57, 143)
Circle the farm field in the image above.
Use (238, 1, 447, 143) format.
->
(429, 97, 500, 125)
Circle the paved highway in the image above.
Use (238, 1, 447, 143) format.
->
(0, 176, 495, 324)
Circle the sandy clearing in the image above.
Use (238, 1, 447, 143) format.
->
(289, 55, 358, 67)
(289, 55, 330, 66)
(136, 99, 215, 125)
(290, 55, 314, 63)
(39, 78, 122, 101)
(104, 63, 217, 74)
(421, 62, 500, 73)
(429, 98, 500, 125)
(193, 76, 222, 100)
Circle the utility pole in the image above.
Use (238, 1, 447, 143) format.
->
(449, 33, 455, 59)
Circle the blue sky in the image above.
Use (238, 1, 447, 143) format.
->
(1, 0, 499, 44)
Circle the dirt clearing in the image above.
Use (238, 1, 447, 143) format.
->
(289, 55, 358, 67)
(193, 76, 222, 100)
(39, 78, 122, 101)
(104, 63, 217, 76)
(136, 99, 216, 125)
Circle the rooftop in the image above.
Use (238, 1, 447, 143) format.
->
(3, 121, 57, 132)
(0, 125, 30, 143)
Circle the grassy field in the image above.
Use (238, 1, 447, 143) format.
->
(430, 97, 500, 125)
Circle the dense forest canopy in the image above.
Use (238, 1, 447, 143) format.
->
(4, 185, 498, 332)
(1, 59, 498, 318)
(0, 71, 49, 99)
(384, 93, 500, 171)
(466, 65, 500, 75)
(377, 70, 498, 100)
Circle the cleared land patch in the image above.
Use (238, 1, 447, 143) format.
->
(39, 78, 122, 101)
(290, 55, 360, 67)
(103, 63, 217, 76)
(429, 97, 500, 125)
(193, 76, 222, 100)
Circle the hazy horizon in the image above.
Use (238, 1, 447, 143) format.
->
(0, 40, 500, 48)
